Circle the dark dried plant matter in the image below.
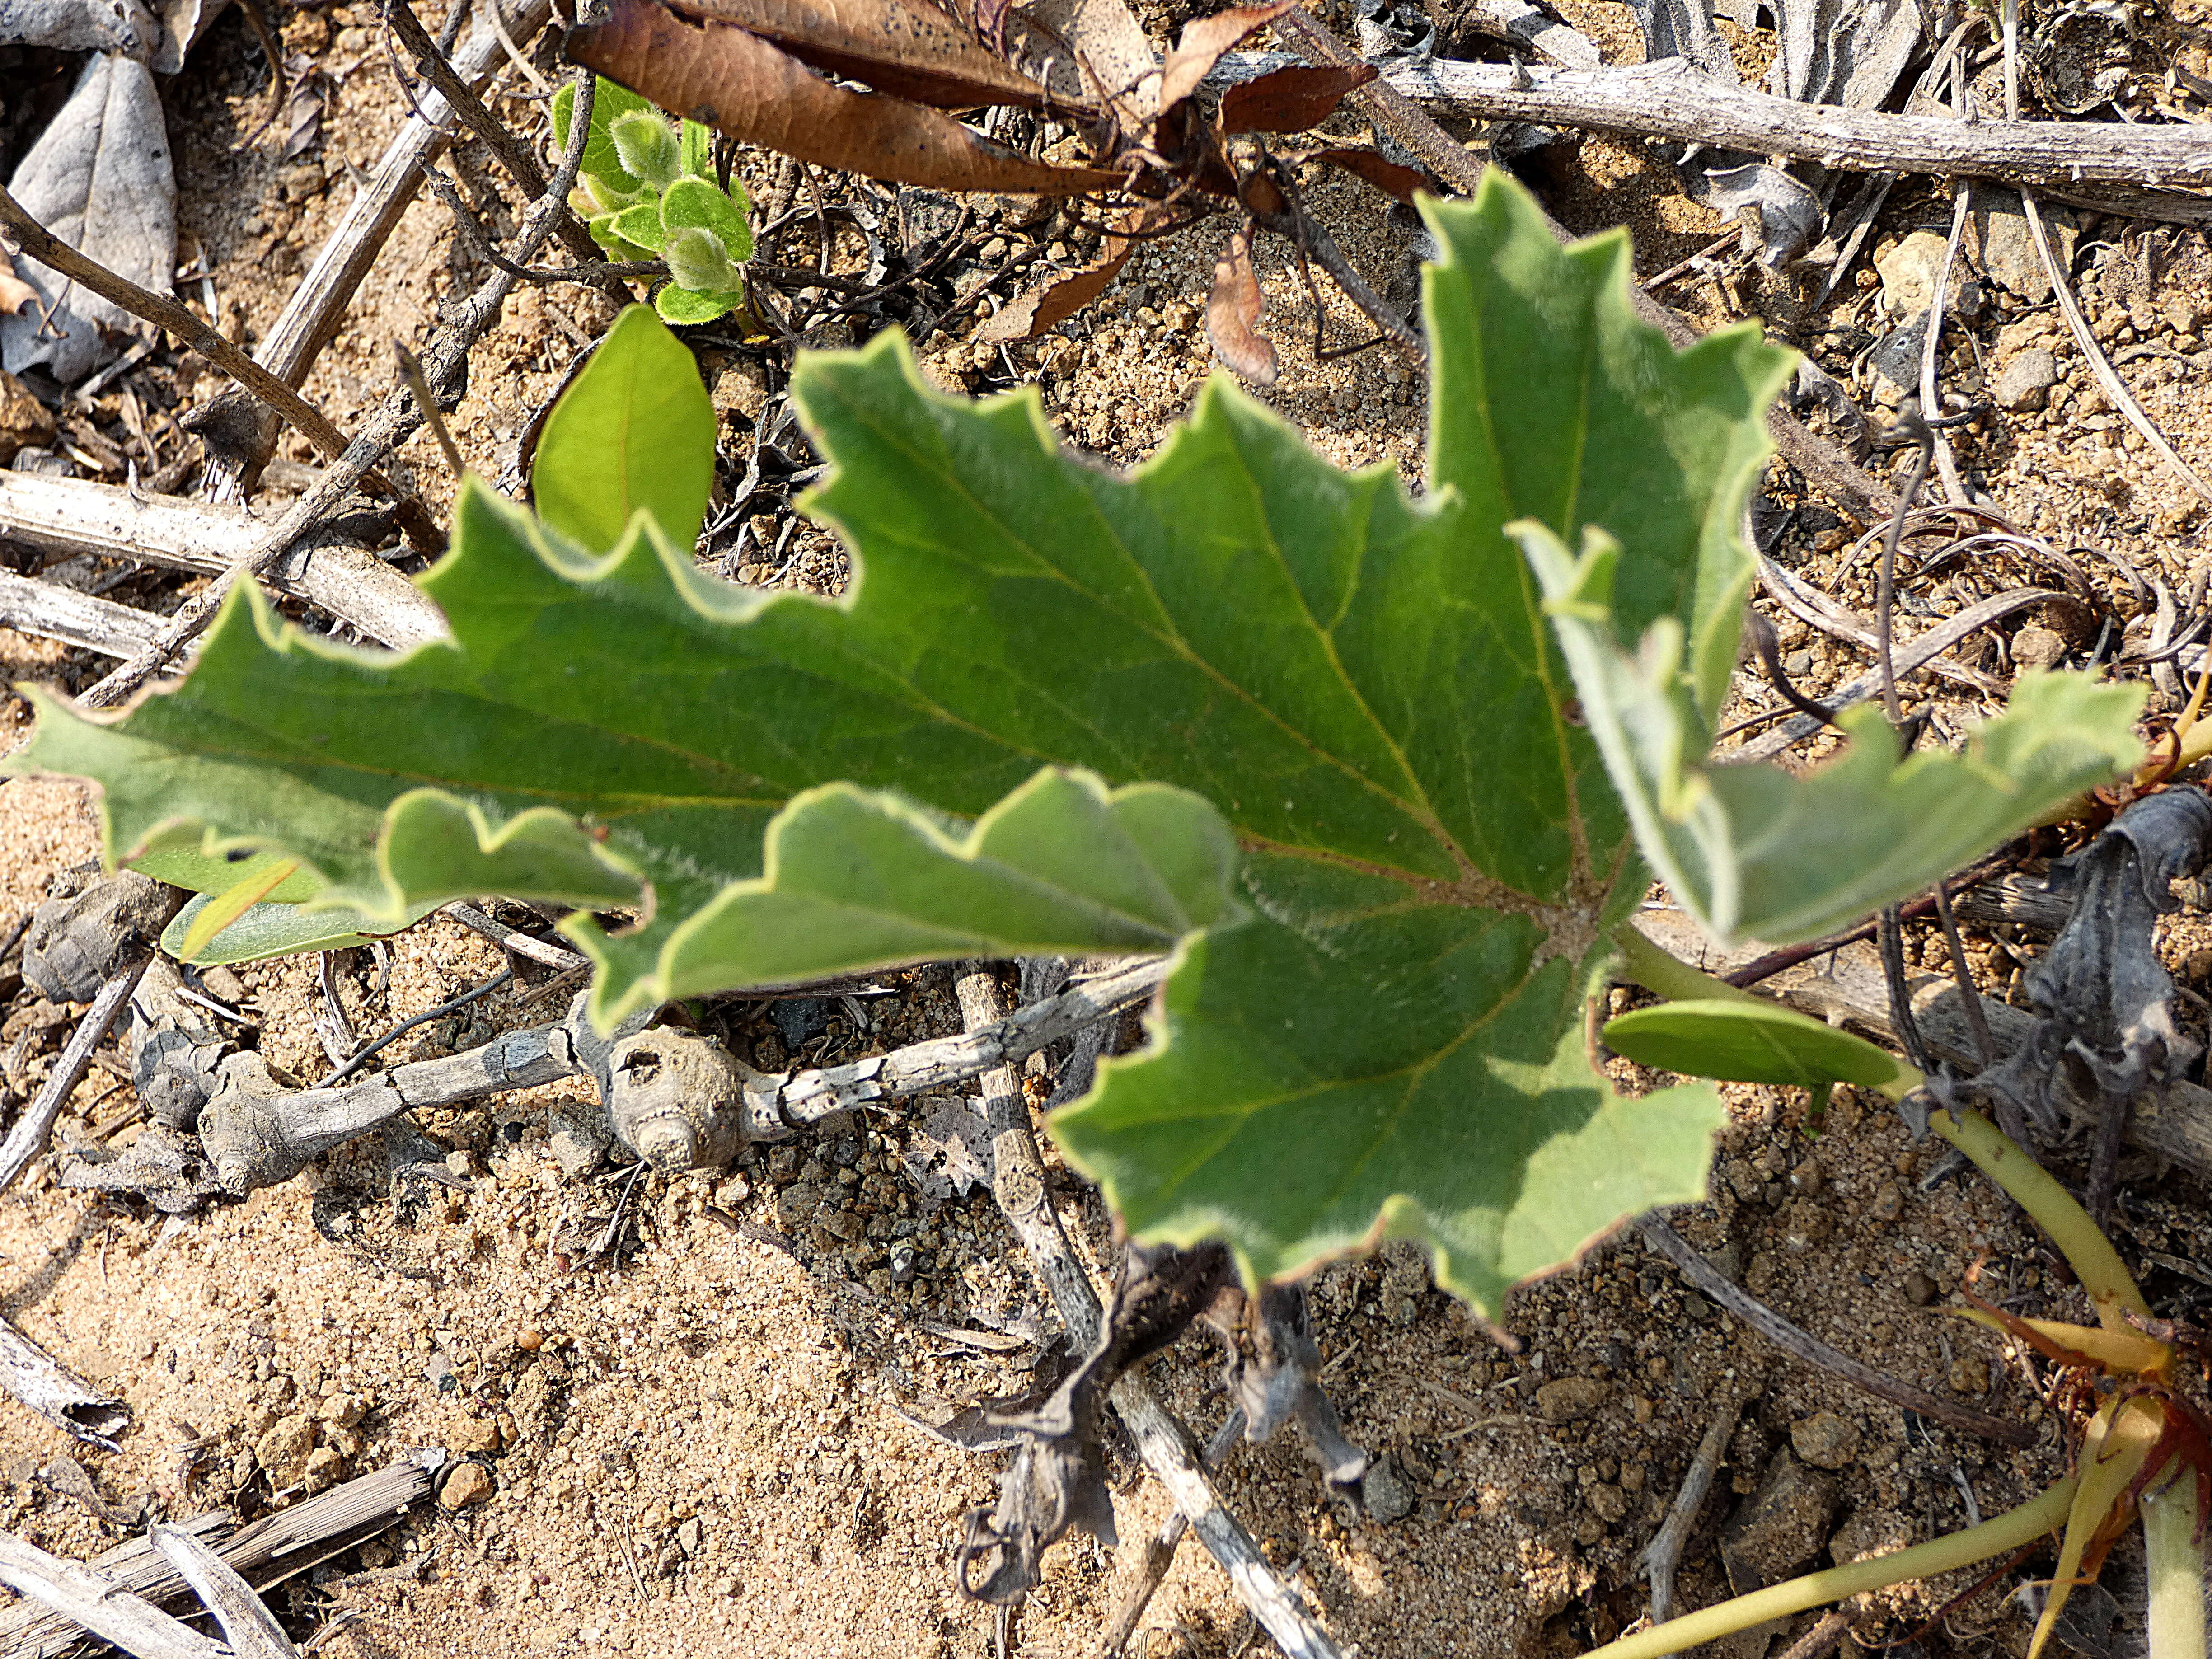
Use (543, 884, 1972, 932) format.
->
(565, 0, 1425, 359)
(960, 1242, 1367, 1603)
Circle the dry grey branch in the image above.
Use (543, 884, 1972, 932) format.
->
(1727, 582, 2069, 762)
(75, 60, 599, 711)
(2023, 189, 2212, 508)
(950, 966, 1346, 1659)
(0, 471, 450, 650)
(180, 958, 1172, 1196)
(1269, 6, 1903, 526)
(0, 183, 421, 517)
(1637, 1392, 1735, 1624)
(202, 0, 559, 501)
(0, 950, 156, 1195)
(0, 1532, 225, 1659)
(0, 1452, 441, 1659)
(0, 567, 164, 658)
(0, 1318, 129, 1454)
(1373, 56, 2212, 193)
(148, 1525, 302, 1659)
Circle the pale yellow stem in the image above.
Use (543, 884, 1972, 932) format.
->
(1583, 1479, 2078, 1659)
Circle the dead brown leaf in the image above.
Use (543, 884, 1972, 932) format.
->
(1218, 62, 1374, 132)
(1158, 0, 1295, 113)
(975, 209, 1148, 340)
(573, 0, 1124, 195)
(1011, 0, 1160, 132)
(667, 0, 1069, 110)
(1206, 225, 1276, 384)
(1303, 145, 1430, 202)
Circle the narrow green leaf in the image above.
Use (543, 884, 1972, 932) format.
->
(178, 858, 300, 961)
(162, 893, 442, 966)
(1602, 998, 1915, 1091)
(531, 305, 716, 554)
(661, 176, 752, 263)
(1520, 521, 2146, 945)
(128, 841, 324, 903)
(678, 118, 713, 180)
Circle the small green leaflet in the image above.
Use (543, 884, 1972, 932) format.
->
(531, 305, 716, 554)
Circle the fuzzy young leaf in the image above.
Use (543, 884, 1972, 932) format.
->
(679, 117, 713, 180)
(663, 224, 740, 296)
(13, 172, 1787, 1313)
(661, 176, 754, 263)
(531, 305, 716, 555)
(609, 108, 681, 188)
(551, 75, 653, 193)
(1520, 523, 2146, 945)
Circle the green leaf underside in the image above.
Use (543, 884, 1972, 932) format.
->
(11, 172, 1787, 1309)
(163, 893, 444, 966)
(1602, 999, 1911, 1090)
(532, 306, 717, 555)
(1521, 524, 2147, 946)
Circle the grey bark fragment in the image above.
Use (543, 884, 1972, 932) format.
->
(22, 868, 175, 1004)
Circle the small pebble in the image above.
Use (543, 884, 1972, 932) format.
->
(1789, 1411, 1861, 1470)
(1903, 1269, 1938, 1306)
(1534, 1377, 1610, 1424)
(442, 1462, 495, 1508)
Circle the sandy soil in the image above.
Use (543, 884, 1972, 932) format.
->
(3, 0, 2212, 1655)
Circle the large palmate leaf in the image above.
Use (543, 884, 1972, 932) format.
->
(13, 173, 1788, 1310)
(1520, 524, 2146, 946)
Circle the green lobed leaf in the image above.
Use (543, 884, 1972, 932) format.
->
(531, 305, 716, 555)
(1519, 522, 2146, 945)
(1602, 998, 1914, 1091)
(11, 171, 1790, 1312)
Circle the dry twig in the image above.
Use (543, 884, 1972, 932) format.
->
(0, 471, 449, 650)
